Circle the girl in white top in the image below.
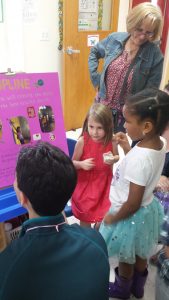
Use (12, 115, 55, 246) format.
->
(99, 88, 169, 299)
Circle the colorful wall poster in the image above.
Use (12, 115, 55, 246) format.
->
(0, 72, 67, 189)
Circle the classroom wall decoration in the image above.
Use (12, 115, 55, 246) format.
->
(0, 72, 67, 189)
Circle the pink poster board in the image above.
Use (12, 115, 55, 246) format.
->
(0, 72, 68, 189)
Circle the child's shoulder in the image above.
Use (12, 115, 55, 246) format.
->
(78, 135, 84, 142)
(76, 135, 84, 147)
(69, 223, 108, 255)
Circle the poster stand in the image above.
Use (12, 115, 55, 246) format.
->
(0, 71, 72, 222)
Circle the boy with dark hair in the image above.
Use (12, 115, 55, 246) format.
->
(0, 142, 109, 300)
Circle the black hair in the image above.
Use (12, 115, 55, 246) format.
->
(16, 141, 77, 216)
(125, 88, 169, 135)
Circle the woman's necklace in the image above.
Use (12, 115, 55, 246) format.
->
(125, 38, 139, 62)
(125, 48, 138, 55)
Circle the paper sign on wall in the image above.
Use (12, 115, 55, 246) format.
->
(78, 0, 98, 31)
(79, 0, 98, 13)
(0, 72, 67, 189)
(87, 34, 99, 47)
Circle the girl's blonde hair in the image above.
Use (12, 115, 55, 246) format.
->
(126, 2, 163, 41)
(82, 103, 113, 145)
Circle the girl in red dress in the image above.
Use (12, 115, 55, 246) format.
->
(72, 103, 119, 228)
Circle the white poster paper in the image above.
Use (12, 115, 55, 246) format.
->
(79, 0, 98, 13)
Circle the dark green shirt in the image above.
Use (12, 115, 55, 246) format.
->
(0, 214, 109, 300)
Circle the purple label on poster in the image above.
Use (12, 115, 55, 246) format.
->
(0, 72, 68, 188)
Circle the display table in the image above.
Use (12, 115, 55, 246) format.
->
(0, 187, 26, 222)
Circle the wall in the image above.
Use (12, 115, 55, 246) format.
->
(0, 0, 62, 78)
(0, 0, 7, 72)
(4, 0, 24, 72)
(23, 0, 60, 73)
(0, 0, 128, 97)
(0, 0, 167, 93)
(161, 31, 169, 88)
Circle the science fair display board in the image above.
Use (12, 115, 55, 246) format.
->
(0, 72, 67, 189)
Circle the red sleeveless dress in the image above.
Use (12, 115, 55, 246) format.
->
(72, 133, 112, 222)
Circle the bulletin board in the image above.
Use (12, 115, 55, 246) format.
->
(0, 72, 68, 189)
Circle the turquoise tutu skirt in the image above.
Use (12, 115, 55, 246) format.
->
(99, 197, 164, 264)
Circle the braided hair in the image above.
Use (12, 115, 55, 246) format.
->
(125, 88, 169, 135)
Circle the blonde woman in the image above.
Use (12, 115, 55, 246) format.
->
(88, 2, 163, 133)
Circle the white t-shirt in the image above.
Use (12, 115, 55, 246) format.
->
(110, 139, 166, 212)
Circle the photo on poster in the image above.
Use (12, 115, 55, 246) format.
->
(9, 116, 31, 145)
(27, 106, 36, 118)
(38, 105, 55, 133)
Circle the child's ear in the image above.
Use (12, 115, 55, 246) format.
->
(143, 121, 153, 135)
(19, 191, 29, 208)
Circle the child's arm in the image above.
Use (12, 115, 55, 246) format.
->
(72, 137, 95, 170)
(112, 138, 120, 163)
(114, 132, 131, 155)
(103, 137, 119, 166)
(104, 182, 145, 225)
(9, 121, 17, 134)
